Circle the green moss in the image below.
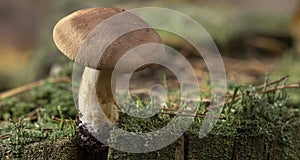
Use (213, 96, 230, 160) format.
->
(0, 81, 76, 121)
(0, 110, 76, 159)
(0, 85, 77, 159)
(187, 133, 235, 159)
(22, 138, 82, 160)
(109, 79, 299, 159)
(0, 77, 299, 159)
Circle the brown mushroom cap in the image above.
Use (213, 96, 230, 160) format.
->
(53, 8, 163, 71)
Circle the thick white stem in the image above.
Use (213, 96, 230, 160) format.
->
(78, 67, 118, 138)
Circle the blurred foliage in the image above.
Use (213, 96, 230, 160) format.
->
(0, 0, 298, 91)
(271, 50, 300, 104)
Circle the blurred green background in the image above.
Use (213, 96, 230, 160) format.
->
(0, 0, 299, 92)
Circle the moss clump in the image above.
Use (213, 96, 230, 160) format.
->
(22, 138, 81, 160)
(0, 77, 299, 159)
(0, 83, 77, 159)
(186, 133, 235, 159)
(108, 80, 300, 159)
(0, 108, 76, 159)
(0, 80, 76, 121)
(186, 82, 300, 160)
(108, 113, 185, 160)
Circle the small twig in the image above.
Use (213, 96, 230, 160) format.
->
(26, 107, 42, 121)
(210, 82, 300, 109)
(159, 111, 225, 119)
(52, 116, 75, 123)
(129, 88, 150, 95)
(0, 77, 71, 100)
(41, 128, 53, 132)
(0, 133, 11, 139)
(226, 75, 290, 98)
(257, 83, 300, 94)
(256, 75, 289, 89)
(153, 81, 299, 113)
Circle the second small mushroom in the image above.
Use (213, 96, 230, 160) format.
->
(53, 8, 163, 141)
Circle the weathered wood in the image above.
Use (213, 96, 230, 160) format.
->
(20, 137, 108, 160)
(108, 136, 184, 160)
(186, 133, 235, 160)
(186, 126, 300, 160)
(231, 134, 268, 160)
(17, 126, 299, 160)
(22, 138, 82, 160)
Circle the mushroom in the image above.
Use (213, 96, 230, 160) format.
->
(53, 8, 163, 141)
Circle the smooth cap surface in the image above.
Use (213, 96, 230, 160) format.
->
(53, 8, 163, 71)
